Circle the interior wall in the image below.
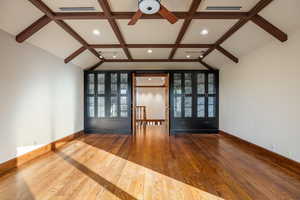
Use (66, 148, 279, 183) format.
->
(0, 29, 84, 164)
(136, 88, 166, 120)
(220, 28, 300, 162)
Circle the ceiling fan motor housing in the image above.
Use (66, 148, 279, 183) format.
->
(138, 0, 161, 15)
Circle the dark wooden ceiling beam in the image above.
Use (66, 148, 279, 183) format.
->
(26, 0, 100, 59)
(202, 0, 275, 60)
(89, 44, 214, 49)
(251, 15, 288, 42)
(199, 59, 218, 71)
(16, 15, 52, 43)
(104, 59, 199, 62)
(64, 47, 87, 63)
(216, 45, 239, 63)
(54, 20, 99, 58)
(53, 11, 248, 20)
(28, 0, 55, 19)
(168, 0, 203, 59)
(85, 60, 104, 71)
(97, 0, 132, 60)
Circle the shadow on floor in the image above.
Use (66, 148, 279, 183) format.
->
(56, 151, 137, 200)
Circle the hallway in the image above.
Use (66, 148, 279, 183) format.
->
(0, 126, 300, 200)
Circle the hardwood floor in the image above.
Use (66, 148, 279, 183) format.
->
(0, 125, 300, 200)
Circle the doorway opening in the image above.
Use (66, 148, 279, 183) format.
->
(132, 73, 170, 135)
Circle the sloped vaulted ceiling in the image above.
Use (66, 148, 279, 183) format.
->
(0, 0, 299, 70)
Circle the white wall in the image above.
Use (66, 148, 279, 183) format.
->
(0, 29, 84, 163)
(136, 88, 166, 119)
(220, 28, 300, 162)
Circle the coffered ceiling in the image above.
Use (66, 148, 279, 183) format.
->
(0, 0, 299, 70)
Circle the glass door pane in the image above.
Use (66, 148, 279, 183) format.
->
(97, 97, 105, 118)
(208, 73, 216, 94)
(208, 97, 216, 118)
(97, 74, 105, 94)
(88, 97, 95, 118)
(197, 97, 205, 118)
(174, 96, 182, 118)
(88, 74, 95, 95)
(184, 73, 192, 95)
(184, 96, 192, 117)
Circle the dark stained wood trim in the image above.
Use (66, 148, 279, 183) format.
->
(135, 73, 169, 77)
(16, 15, 52, 43)
(0, 130, 84, 176)
(219, 131, 300, 174)
(54, 20, 99, 58)
(203, 0, 275, 59)
(104, 59, 199, 62)
(136, 85, 166, 88)
(85, 60, 105, 71)
(169, 0, 203, 59)
(251, 15, 288, 42)
(64, 47, 87, 63)
(216, 45, 239, 63)
(199, 59, 218, 71)
(27, 0, 100, 59)
(54, 11, 249, 20)
(90, 44, 214, 49)
(28, 0, 55, 19)
(97, 0, 132, 60)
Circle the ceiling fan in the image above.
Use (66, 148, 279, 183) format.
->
(128, 0, 178, 25)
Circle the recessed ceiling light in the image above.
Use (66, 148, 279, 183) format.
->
(200, 55, 204, 58)
(147, 49, 153, 53)
(186, 55, 191, 58)
(113, 55, 117, 58)
(148, 78, 152, 81)
(200, 29, 208, 35)
(93, 29, 100, 36)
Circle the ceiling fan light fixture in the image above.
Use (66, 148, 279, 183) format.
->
(139, 0, 161, 15)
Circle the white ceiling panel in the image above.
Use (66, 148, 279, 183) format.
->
(174, 48, 208, 59)
(203, 50, 230, 70)
(42, 0, 102, 12)
(182, 19, 238, 44)
(109, 0, 193, 12)
(96, 48, 127, 59)
(130, 48, 171, 59)
(65, 20, 119, 44)
(198, 0, 260, 12)
(98, 62, 207, 70)
(0, 0, 43, 35)
(27, 22, 82, 59)
(118, 20, 184, 44)
(222, 22, 274, 58)
(259, 0, 300, 34)
(71, 50, 100, 69)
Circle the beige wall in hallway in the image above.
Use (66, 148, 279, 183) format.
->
(136, 88, 166, 120)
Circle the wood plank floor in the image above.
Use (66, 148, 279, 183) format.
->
(0, 125, 300, 200)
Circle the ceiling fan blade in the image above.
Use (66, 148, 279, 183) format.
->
(128, 9, 143, 25)
(158, 5, 178, 24)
